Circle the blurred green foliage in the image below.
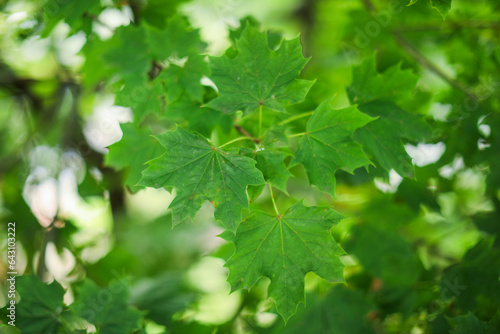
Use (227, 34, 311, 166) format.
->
(1, 0, 500, 333)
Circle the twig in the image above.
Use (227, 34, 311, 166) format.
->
(394, 21, 500, 33)
(362, 0, 476, 99)
(234, 124, 260, 144)
(361, 0, 375, 12)
(359, 0, 477, 99)
(392, 32, 476, 99)
(148, 60, 164, 81)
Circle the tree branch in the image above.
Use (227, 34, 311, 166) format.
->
(359, 0, 477, 99)
(234, 124, 260, 144)
(394, 21, 500, 33)
(392, 32, 476, 99)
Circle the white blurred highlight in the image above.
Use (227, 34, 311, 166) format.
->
(374, 169, 403, 193)
(19, 36, 50, 62)
(439, 156, 464, 179)
(405, 142, 446, 167)
(45, 242, 76, 281)
(6, 11, 27, 22)
(186, 257, 242, 325)
(23, 177, 58, 228)
(93, 7, 132, 39)
(57, 168, 81, 219)
(57, 31, 86, 67)
(84, 96, 132, 153)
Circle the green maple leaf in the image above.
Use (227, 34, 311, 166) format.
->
(104, 25, 150, 77)
(346, 54, 418, 106)
(42, 0, 101, 37)
(239, 147, 293, 195)
(115, 74, 164, 123)
(105, 123, 164, 192)
(161, 55, 210, 102)
(355, 101, 432, 178)
(279, 286, 377, 334)
(163, 97, 233, 137)
(207, 25, 314, 115)
(146, 15, 206, 60)
(140, 127, 265, 232)
(15, 275, 65, 333)
(225, 201, 345, 321)
(81, 36, 114, 86)
(293, 100, 374, 196)
(345, 223, 421, 287)
(347, 55, 433, 178)
(431, 0, 452, 18)
(255, 149, 292, 194)
(111, 18, 207, 117)
(442, 238, 500, 311)
(0, 324, 20, 333)
(449, 313, 500, 334)
(73, 280, 142, 334)
(141, 0, 190, 29)
(407, 0, 452, 19)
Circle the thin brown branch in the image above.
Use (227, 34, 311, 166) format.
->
(234, 124, 260, 144)
(362, 0, 476, 99)
(148, 60, 164, 81)
(394, 21, 500, 33)
(359, 0, 477, 99)
(392, 32, 476, 99)
(361, 0, 375, 12)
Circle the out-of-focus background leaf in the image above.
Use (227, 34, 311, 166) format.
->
(0, 0, 499, 332)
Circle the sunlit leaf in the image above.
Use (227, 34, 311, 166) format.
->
(140, 127, 265, 231)
(225, 201, 345, 321)
(207, 25, 314, 115)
